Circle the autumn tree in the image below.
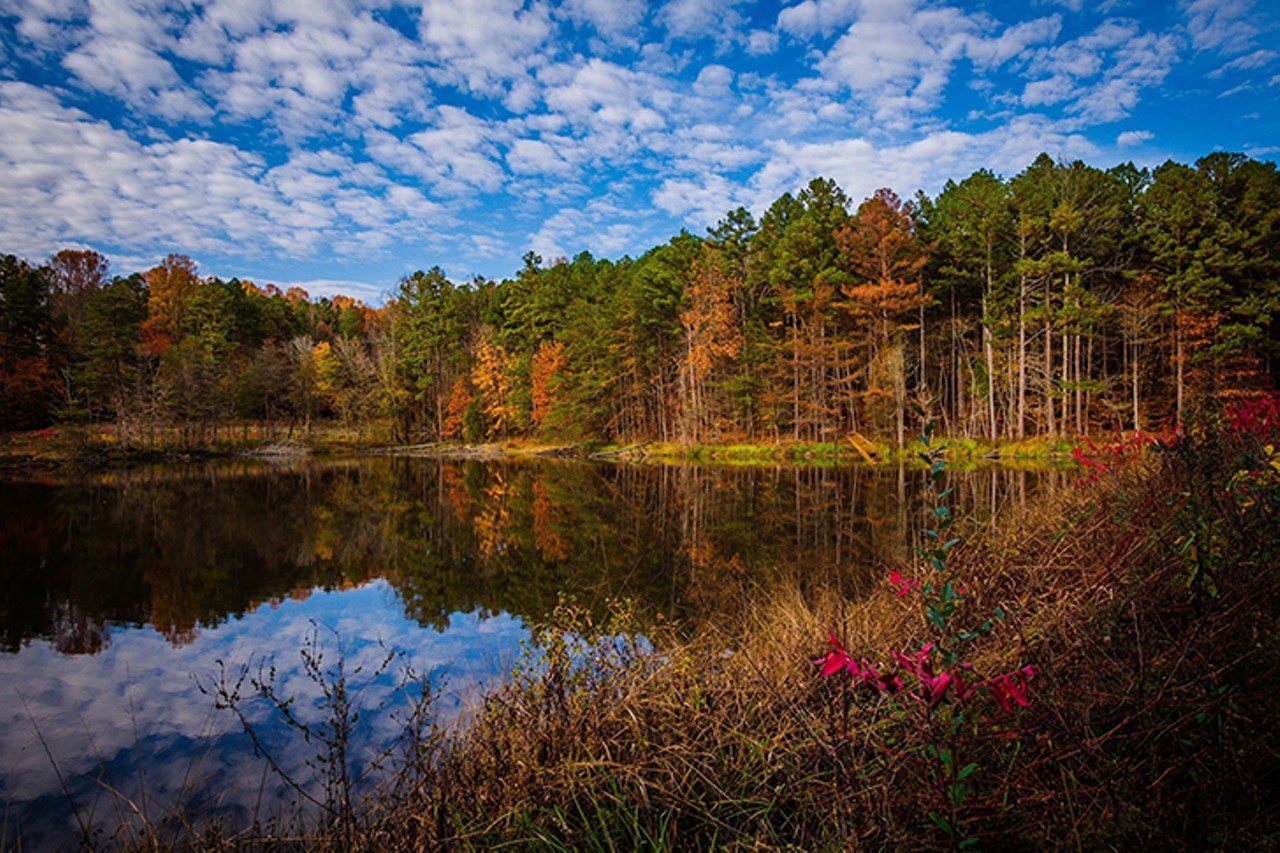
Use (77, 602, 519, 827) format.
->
(141, 254, 199, 357)
(678, 246, 743, 443)
(441, 377, 473, 440)
(472, 329, 514, 437)
(47, 249, 109, 348)
(531, 340, 570, 433)
(837, 188, 928, 446)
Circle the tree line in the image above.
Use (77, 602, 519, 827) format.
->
(1, 151, 1276, 445)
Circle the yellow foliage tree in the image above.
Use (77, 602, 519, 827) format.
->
(471, 333, 514, 436)
(531, 340, 569, 430)
(141, 254, 199, 356)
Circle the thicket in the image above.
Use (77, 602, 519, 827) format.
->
(2, 151, 1277, 447)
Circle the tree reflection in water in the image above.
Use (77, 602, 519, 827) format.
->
(1, 457, 1066, 651)
(0, 457, 1064, 847)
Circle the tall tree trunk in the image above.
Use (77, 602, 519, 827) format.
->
(1044, 275, 1055, 437)
(983, 252, 997, 441)
(791, 319, 800, 441)
(918, 299, 927, 396)
(1175, 319, 1185, 427)
(1017, 252, 1027, 441)
(1132, 339, 1141, 431)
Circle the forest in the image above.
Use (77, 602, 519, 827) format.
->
(2, 150, 1277, 446)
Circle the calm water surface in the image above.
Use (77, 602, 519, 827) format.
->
(0, 456, 1064, 848)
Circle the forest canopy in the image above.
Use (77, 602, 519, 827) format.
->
(2, 151, 1276, 444)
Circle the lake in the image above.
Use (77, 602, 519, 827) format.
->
(0, 455, 1064, 848)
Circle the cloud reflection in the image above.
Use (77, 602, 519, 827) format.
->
(0, 581, 526, 849)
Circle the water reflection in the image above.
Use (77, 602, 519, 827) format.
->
(0, 456, 1066, 848)
(0, 582, 526, 848)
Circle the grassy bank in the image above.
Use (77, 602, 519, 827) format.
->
(155, 415, 1275, 850)
(0, 422, 395, 466)
(2, 424, 1085, 472)
(599, 435, 1080, 466)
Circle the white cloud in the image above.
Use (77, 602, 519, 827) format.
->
(966, 15, 1062, 68)
(52, 0, 211, 121)
(507, 137, 573, 176)
(198, 8, 434, 137)
(693, 63, 733, 96)
(1072, 31, 1178, 122)
(1018, 21, 1176, 123)
(366, 106, 508, 195)
(659, 0, 746, 42)
(528, 198, 640, 259)
(799, 0, 1060, 129)
(1209, 48, 1278, 77)
(748, 116, 1098, 213)
(1116, 129, 1153, 146)
(560, 0, 646, 36)
(0, 81, 443, 263)
(776, 0, 859, 37)
(542, 58, 669, 133)
(0, 0, 1273, 284)
(652, 173, 749, 226)
(745, 29, 777, 54)
(266, 277, 391, 303)
(1184, 0, 1259, 54)
(418, 0, 553, 98)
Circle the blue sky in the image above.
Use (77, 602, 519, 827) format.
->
(1, 0, 1277, 303)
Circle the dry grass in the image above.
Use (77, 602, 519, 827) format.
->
(274, 430, 1270, 851)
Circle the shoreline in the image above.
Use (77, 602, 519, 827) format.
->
(0, 426, 1091, 471)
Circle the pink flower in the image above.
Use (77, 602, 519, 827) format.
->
(814, 632, 854, 677)
(853, 660, 904, 694)
(892, 643, 936, 677)
(889, 570, 922, 597)
(989, 665, 1037, 713)
(921, 671, 953, 709)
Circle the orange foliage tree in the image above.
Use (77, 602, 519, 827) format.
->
(531, 340, 570, 432)
(141, 254, 199, 356)
(678, 247, 742, 443)
(47, 248, 109, 339)
(442, 377, 472, 440)
(837, 189, 928, 445)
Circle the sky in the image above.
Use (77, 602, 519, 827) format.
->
(0, 0, 1277, 303)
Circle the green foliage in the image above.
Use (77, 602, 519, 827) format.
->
(0, 254, 60, 429)
(74, 276, 147, 420)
